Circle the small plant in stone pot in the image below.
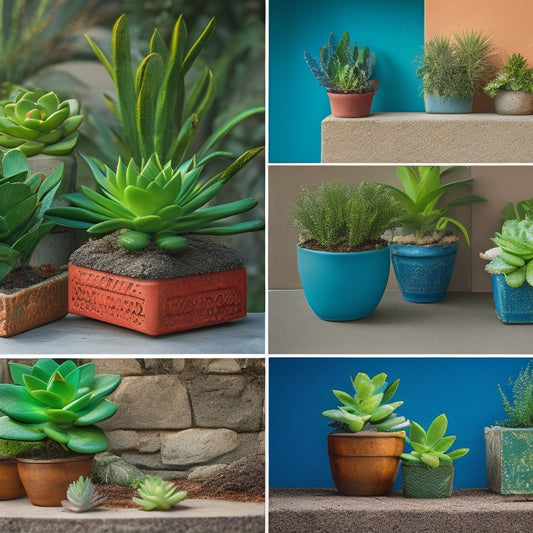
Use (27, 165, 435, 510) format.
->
(401, 414, 469, 498)
(0, 359, 121, 506)
(293, 181, 399, 321)
(485, 361, 533, 495)
(304, 31, 377, 117)
(416, 30, 493, 113)
(380, 166, 485, 303)
(484, 53, 533, 115)
(322, 371, 409, 496)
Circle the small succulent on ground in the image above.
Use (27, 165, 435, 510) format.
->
(322, 372, 409, 432)
(305, 31, 376, 94)
(61, 476, 108, 513)
(132, 476, 188, 511)
(0, 89, 83, 156)
(484, 53, 533, 98)
(497, 362, 533, 428)
(401, 414, 469, 468)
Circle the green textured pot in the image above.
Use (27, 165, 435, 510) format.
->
(401, 463, 454, 498)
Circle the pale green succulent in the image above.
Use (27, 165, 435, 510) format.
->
(132, 476, 188, 511)
(61, 476, 108, 513)
(0, 89, 83, 156)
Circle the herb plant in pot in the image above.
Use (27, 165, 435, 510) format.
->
(293, 181, 399, 321)
(401, 414, 469, 498)
(322, 371, 408, 496)
(484, 53, 533, 115)
(381, 166, 485, 303)
(417, 31, 493, 113)
(305, 31, 377, 118)
(0, 359, 121, 506)
(485, 362, 533, 495)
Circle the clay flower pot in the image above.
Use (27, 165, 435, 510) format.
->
(0, 459, 26, 500)
(327, 90, 377, 118)
(327, 432, 405, 496)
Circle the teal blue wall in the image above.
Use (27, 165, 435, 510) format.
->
(269, 0, 425, 162)
(269, 357, 529, 489)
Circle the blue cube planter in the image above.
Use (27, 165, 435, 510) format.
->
(424, 94, 473, 114)
(490, 274, 533, 323)
(296, 245, 390, 321)
(390, 242, 458, 303)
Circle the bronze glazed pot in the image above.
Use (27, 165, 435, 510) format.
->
(16, 454, 94, 506)
(327, 432, 405, 496)
(0, 459, 26, 500)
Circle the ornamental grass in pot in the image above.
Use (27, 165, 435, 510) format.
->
(0, 359, 121, 506)
(322, 371, 408, 496)
(305, 31, 378, 118)
(293, 181, 399, 321)
(401, 414, 469, 499)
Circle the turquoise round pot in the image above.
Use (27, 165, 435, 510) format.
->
(297, 245, 390, 321)
(424, 94, 473, 114)
(490, 273, 533, 324)
(390, 242, 458, 303)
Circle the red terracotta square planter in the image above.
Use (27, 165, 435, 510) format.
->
(68, 264, 247, 335)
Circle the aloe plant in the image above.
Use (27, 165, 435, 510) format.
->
(322, 372, 409, 433)
(61, 476, 108, 512)
(0, 88, 83, 155)
(401, 414, 469, 468)
(132, 476, 187, 511)
(0, 149, 63, 282)
(0, 359, 121, 454)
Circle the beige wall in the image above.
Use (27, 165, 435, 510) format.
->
(268, 164, 533, 293)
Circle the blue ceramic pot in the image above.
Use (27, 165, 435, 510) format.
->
(424, 94, 473, 114)
(296, 245, 390, 321)
(390, 242, 458, 303)
(490, 274, 533, 324)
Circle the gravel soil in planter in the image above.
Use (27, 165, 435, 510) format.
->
(68, 233, 248, 335)
(490, 274, 533, 324)
(401, 463, 454, 498)
(0, 459, 25, 500)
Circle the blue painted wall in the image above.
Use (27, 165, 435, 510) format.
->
(269, 357, 530, 489)
(268, 0, 425, 163)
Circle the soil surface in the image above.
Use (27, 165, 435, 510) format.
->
(298, 239, 387, 253)
(0, 265, 66, 294)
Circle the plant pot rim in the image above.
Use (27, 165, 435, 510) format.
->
(0, 268, 67, 297)
(327, 89, 377, 96)
(390, 241, 458, 257)
(401, 462, 454, 469)
(15, 453, 94, 464)
(297, 243, 389, 256)
(485, 425, 533, 431)
(328, 431, 405, 439)
(0, 457, 17, 464)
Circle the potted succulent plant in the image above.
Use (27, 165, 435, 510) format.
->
(0, 359, 121, 506)
(417, 31, 493, 113)
(322, 371, 408, 496)
(380, 166, 485, 303)
(304, 31, 377, 118)
(484, 53, 533, 115)
(485, 362, 533, 495)
(401, 414, 469, 498)
(293, 180, 399, 321)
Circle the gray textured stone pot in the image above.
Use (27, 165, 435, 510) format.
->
(485, 426, 533, 494)
(494, 90, 533, 115)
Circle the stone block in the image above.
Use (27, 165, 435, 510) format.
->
(188, 464, 229, 481)
(190, 358, 242, 374)
(81, 358, 144, 376)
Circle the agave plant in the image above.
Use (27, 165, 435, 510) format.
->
(0, 359, 121, 454)
(0, 149, 63, 282)
(46, 151, 264, 252)
(0, 88, 83, 156)
(61, 476, 108, 512)
(132, 476, 188, 511)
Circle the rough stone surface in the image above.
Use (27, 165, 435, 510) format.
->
(160, 428, 239, 466)
(203, 456, 265, 495)
(106, 430, 161, 454)
(188, 464, 229, 481)
(92, 452, 145, 486)
(82, 358, 143, 376)
(193, 358, 243, 374)
(69, 232, 244, 279)
(120, 452, 166, 470)
(217, 433, 265, 465)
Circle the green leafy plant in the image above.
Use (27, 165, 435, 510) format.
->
(0, 88, 83, 156)
(304, 32, 376, 94)
(132, 476, 188, 511)
(381, 166, 485, 245)
(500, 199, 533, 222)
(0, 359, 121, 454)
(46, 151, 263, 252)
(0, 149, 63, 282)
(497, 362, 533, 428)
(293, 181, 399, 250)
(484, 53, 533, 98)
(61, 476, 108, 513)
(322, 372, 409, 433)
(417, 31, 493, 99)
(401, 414, 469, 468)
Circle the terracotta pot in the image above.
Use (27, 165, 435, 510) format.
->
(327, 432, 405, 496)
(68, 264, 247, 335)
(16, 454, 94, 506)
(0, 271, 68, 337)
(0, 459, 26, 500)
(327, 89, 377, 118)
(494, 90, 533, 115)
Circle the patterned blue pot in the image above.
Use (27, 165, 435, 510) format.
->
(424, 94, 473, 114)
(490, 274, 533, 324)
(297, 245, 390, 321)
(390, 242, 458, 303)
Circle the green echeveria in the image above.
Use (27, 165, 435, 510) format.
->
(0, 89, 83, 156)
(0, 359, 121, 454)
(133, 476, 188, 511)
